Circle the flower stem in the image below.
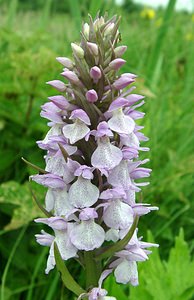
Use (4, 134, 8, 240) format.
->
(84, 251, 99, 289)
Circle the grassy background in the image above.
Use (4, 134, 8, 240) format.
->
(0, 0, 194, 299)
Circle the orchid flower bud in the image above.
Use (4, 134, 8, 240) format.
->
(56, 57, 74, 69)
(86, 89, 98, 103)
(87, 42, 99, 56)
(90, 66, 102, 83)
(71, 42, 84, 59)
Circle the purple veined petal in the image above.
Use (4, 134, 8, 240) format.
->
(62, 121, 90, 144)
(69, 177, 99, 208)
(91, 137, 122, 170)
(70, 109, 91, 125)
(103, 199, 134, 230)
(69, 220, 105, 251)
(86, 89, 98, 103)
(109, 58, 126, 71)
(105, 229, 119, 242)
(107, 160, 132, 189)
(30, 173, 65, 189)
(108, 108, 135, 135)
(35, 230, 54, 246)
(46, 80, 66, 92)
(74, 165, 94, 180)
(114, 260, 138, 286)
(79, 208, 98, 221)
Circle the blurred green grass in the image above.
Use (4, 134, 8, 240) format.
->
(0, 0, 194, 299)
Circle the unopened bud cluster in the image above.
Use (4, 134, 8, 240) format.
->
(31, 15, 158, 300)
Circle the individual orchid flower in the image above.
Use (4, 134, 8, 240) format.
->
(100, 188, 134, 230)
(91, 122, 123, 171)
(63, 109, 91, 144)
(35, 217, 78, 274)
(107, 98, 135, 135)
(69, 165, 99, 208)
(69, 208, 105, 251)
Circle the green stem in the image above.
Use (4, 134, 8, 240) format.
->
(84, 251, 99, 289)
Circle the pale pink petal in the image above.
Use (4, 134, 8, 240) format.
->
(69, 177, 99, 208)
(91, 137, 122, 170)
(114, 260, 138, 285)
(62, 121, 90, 144)
(103, 199, 133, 230)
(70, 220, 105, 251)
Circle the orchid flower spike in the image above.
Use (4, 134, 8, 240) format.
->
(30, 14, 158, 300)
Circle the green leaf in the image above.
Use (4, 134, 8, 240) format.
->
(54, 242, 86, 296)
(0, 181, 45, 230)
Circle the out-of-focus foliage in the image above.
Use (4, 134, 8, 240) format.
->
(0, 181, 44, 230)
